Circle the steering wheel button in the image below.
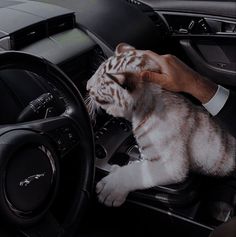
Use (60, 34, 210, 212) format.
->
(68, 133, 73, 139)
(57, 139, 62, 145)
(95, 144, 107, 159)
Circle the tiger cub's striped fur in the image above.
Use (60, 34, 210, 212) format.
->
(86, 43, 236, 207)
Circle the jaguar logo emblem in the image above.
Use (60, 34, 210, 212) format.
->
(19, 173, 45, 187)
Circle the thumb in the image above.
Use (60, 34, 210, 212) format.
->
(140, 71, 166, 84)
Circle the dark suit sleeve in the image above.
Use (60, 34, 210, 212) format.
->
(215, 91, 236, 138)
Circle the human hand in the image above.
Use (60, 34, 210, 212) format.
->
(139, 51, 217, 104)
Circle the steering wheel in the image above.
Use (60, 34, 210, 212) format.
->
(0, 51, 95, 236)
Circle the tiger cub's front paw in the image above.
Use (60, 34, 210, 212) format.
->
(96, 167, 129, 207)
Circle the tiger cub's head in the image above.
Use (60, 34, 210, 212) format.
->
(86, 43, 158, 120)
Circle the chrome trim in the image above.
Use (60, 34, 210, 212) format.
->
(19, 173, 45, 187)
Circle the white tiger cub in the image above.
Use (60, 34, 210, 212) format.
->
(86, 43, 236, 207)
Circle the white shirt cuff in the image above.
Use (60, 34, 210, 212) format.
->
(202, 85, 229, 116)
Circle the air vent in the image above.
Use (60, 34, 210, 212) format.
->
(10, 23, 46, 50)
(60, 46, 107, 97)
(48, 14, 75, 36)
(10, 13, 75, 50)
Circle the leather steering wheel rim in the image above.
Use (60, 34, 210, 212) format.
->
(0, 51, 95, 236)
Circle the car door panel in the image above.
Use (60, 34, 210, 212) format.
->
(180, 38, 236, 86)
(142, 0, 236, 19)
(146, 2, 236, 87)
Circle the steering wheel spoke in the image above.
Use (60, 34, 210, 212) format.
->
(25, 115, 80, 158)
(0, 115, 81, 158)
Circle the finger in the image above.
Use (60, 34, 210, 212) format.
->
(144, 51, 168, 66)
(138, 49, 166, 67)
(143, 50, 161, 59)
(140, 71, 166, 84)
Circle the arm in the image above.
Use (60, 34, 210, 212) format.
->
(140, 52, 218, 103)
(139, 52, 236, 137)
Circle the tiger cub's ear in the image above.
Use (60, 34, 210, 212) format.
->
(106, 72, 138, 92)
(115, 43, 135, 55)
